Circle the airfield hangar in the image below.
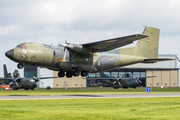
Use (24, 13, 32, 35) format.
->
(24, 54, 179, 88)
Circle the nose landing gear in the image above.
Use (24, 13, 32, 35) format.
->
(17, 63, 24, 69)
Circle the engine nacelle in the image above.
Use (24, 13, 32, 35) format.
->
(67, 43, 83, 52)
(21, 79, 37, 89)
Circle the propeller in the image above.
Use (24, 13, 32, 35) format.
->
(33, 75, 44, 84)
(113, 75, 121, 85)
(9, 75, 20, 87)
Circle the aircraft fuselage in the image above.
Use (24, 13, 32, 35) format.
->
(6, 42, 145, 74)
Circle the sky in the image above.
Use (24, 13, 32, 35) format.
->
(0, 0, 180, 77)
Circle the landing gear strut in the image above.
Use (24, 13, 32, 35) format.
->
(17, 63, 24, 69)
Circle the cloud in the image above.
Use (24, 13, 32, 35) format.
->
(1, 0, 180, 77)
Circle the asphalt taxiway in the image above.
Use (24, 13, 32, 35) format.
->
(1, 93, 180, 100)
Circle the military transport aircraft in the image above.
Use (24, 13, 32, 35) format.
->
(0, 64, 58, 90)
(5, 27, 172, 78)
(86, 75, 156, 89)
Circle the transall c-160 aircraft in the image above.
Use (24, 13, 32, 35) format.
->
(5, 27, 172, 78)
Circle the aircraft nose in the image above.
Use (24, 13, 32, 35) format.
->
(33, 83, 37, 88)
(5, 49, 14, 59)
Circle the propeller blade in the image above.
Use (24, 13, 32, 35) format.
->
(11, 75, 14, 79)
(62, 44, 68, 48)
(40, 81, 44, 84)
(9, 81, 13, 85)
(113, 81, 116, 84)
(135, 77, 142, 83)
(62, 48, 67, 62)
(117, 77, 121, 81)
(15, 82, 19, 86)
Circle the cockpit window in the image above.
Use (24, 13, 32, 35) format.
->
(15, 43, 27, 49)
(16, 44, 21, 48)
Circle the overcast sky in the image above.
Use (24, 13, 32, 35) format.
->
(0, 0, 180, 77)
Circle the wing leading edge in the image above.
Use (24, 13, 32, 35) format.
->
(82, 34, 148, 53)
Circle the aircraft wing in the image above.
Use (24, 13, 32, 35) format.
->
(37, 77, 59, 79)
(0, 78, 23, 82)
(0, 78, 12, 82)
(82, 34, 148, 53)
(138, 76, 156, 79)
(33, 77, 59, 82)
(143, 58, 174, 63)
(85, 77, 117, 81)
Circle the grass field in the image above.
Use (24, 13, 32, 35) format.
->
(1, 87, 180, 119)
(0, 87, 180, 96)
(0, 97, 180, 120)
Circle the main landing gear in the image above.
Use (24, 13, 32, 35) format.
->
(58, 70, 88, 78)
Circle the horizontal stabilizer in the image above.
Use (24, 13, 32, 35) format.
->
(143, 58, 174, 63)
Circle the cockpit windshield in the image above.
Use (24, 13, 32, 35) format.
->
(15, 44, 21, 48)
(15, 43, 26, 49)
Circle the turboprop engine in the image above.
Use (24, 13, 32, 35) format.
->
(62, 43, 83, 52)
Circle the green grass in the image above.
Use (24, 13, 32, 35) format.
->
(0, 97, 180, 120)
(0, 87, 180, 96)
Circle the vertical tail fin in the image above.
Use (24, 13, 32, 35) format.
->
(3, 64, 10, 78)
(121, 26, 160, 59)
(134, 26, 160, 58)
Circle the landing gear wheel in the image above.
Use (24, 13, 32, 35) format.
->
(12, 86, 19, 90)
(58, 71, 65, 77)
(81, 71, 88, 77)
(12, 88, 18, 90)
(17, 63, 24, 69)
(73, 70, 79, 76)
(31, 88, 34, 90)
(123, 87, 128, 89)
(66, 72, 72, 78)
(24, 88, 29, 90)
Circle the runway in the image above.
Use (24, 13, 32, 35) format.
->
(1, 93, 180, 100)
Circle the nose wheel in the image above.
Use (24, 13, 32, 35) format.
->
(17, 63, 24, 69)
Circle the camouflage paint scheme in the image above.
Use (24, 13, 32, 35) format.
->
(5, 27, 171, 78)
(0, 64, 57, 90)
(86, 73, 156, 89)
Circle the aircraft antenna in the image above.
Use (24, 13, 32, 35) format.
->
(66, 30, 69, 42)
